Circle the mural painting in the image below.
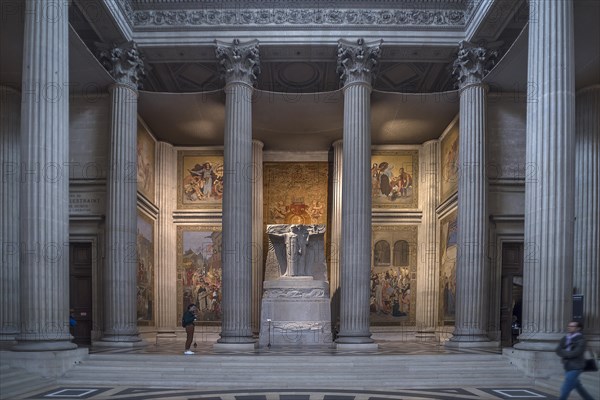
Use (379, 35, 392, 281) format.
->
(440, 122, 459, 202)
(371, 150, 419, 209)
(177, 226, 222, 322)
(263, 163, 328, 225)
(137, 123, 155, 203)
(439, 210, 458, 324)
(177, 151, 224, 209)
(370, 225, 418, 325)
(136, 213, 154, 325)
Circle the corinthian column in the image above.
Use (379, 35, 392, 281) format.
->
(156, 142, 177, 337)
(251, 139, 264, 333)
(573, 85, 599, 351)
(515, 0, 575, 351)
(330, 140, 343, 328)
(0, 87, 20, 342)
(13, 0, 75, 351)
(448, 41, 496, 346)
(215, 39, 260, 347)
(336, 39, 381, 348)
(97, 41, 146, 346)
(416, 140, 438, 335)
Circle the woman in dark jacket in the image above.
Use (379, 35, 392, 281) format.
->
(555, 321, 596, 400)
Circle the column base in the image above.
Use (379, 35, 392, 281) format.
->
(503, 347, 563, 378)
(213, 342, 257, 351)
(513, 332, 564, 351)
(12, 340, 77, 352)
(0, 348, 88, 378)
(336, 342, 379, 351)
(93, 338, 148, 348)
(445, 339, 499, 348)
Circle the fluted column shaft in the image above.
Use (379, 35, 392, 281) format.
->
(100, 83, 141, 343)
(251, 140, 264, 333)
(416, 140, 439, 331)
(573, 85, 600, 349)
(219, 81, 254, 343)
(330, 140, 343, 327)
(516, 0, 575, 350)
(452, 83, 489, 342)
(156, 142, 177, 335)
(215, 39, 259, 345)
(336, 39, 380, 345)
(0, 87, 21, 341)
(337, 82, 373, 344)
(14, 0, 75, 351)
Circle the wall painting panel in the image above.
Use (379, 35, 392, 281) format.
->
(177, 151, 224, 209)
(371, 150, 419, 209)
(439, 210, 458, 324)
(177, 226, 222, 323)
(440, 123, 459, 202)
(137, 124, 155, 203)
(370, 225, 418, 325)
(263, 162, 328, 225)
(137, 212, 154, 325)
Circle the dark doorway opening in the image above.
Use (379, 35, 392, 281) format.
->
(69, 242, 93, 345)
(500, 242, 523, 347)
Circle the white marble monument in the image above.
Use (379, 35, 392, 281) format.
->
(259, 225, 332, 347)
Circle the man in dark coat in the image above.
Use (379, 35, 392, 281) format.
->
(555, 321, 596, 400)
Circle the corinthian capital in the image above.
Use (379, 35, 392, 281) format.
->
(337, 38, 382, 86)
(452, 41, 497, 88)
(215, 39, 261, 86)
(97, 41, 146, 90)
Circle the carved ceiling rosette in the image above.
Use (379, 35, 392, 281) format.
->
(452, 40, 498, 89)
(337, 38, 383, 86)
(215, 39, 261, 86)
(97, 41, 146, 90)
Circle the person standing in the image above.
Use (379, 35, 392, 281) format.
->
(182, 304, 197, 355)
(555, 321, 596, 400)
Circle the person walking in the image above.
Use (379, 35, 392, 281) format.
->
(556, 321, 596, 400)
(182, 304, 197, 355)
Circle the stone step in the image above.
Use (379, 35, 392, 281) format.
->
(0, 365, 54, 400)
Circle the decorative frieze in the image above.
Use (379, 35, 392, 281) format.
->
(126, 8, 468, 27)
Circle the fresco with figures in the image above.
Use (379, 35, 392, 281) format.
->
(439, 210, 457, 324)
(371, 150, 419, 209)
(440, 122, 459, 202)
(178, 151, 224, 209)
(136, 213, 154, 325)
(137, 124, 155, 203)
(370, 225, 418, 325)
(177, 226, 222, 322)
(263, 163, 328, 225)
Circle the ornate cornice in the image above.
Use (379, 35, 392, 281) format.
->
(215, 39, 261, 86)
(337, 38, 382, 86)
(452, 40, 497, 88)
(97, 41, 146, 89)
(125, 8, 468, 27)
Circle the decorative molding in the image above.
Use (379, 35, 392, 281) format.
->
(97, 41, 146, 89)
(263, 288, 326, 299)
(215, 39, 261, 86)
(125, 8, 469, 28)
(452, 40, 497, 88)
(337, 38, 382, 86)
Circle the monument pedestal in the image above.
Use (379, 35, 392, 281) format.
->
(259, 277, 332, 347)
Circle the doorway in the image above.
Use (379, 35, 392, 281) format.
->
(500, 242, 523, 347)
(69, 242, 93, 345)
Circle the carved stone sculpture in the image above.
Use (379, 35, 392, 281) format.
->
(267, 224, 325, 278)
